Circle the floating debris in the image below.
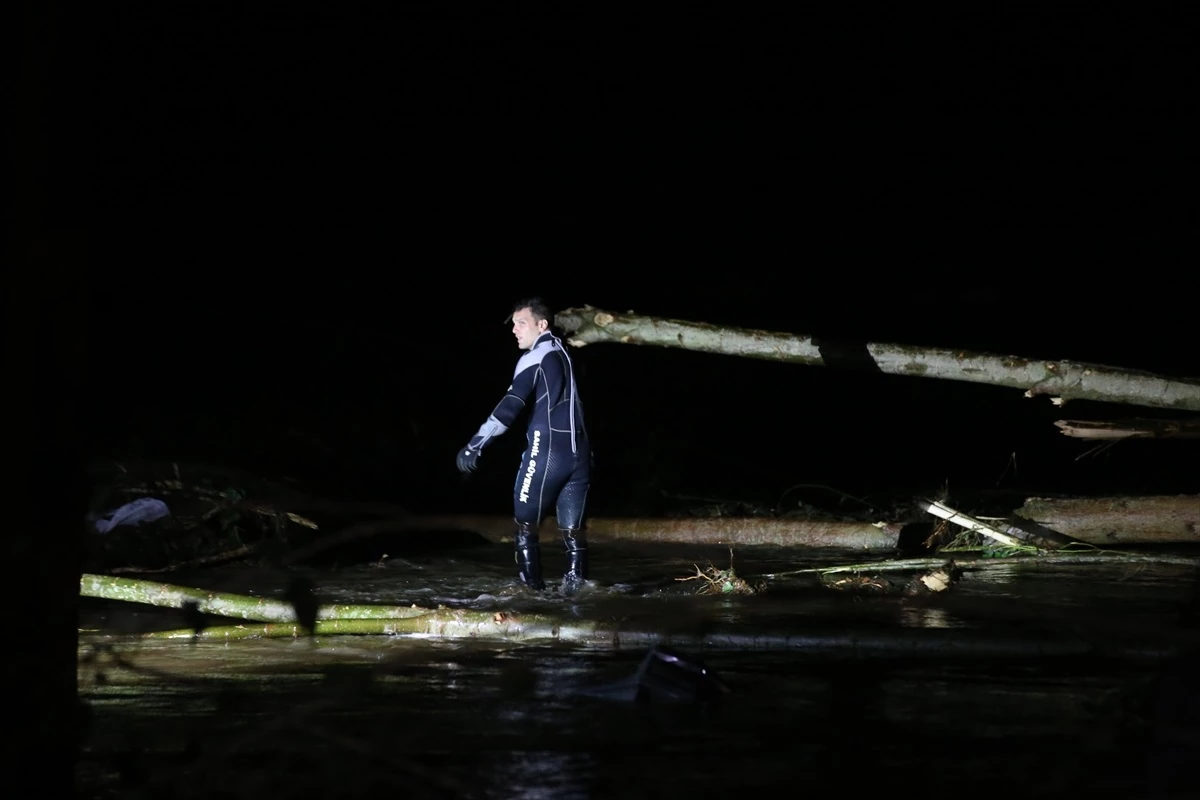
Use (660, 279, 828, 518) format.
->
(903, 561, 964, 596)
(824, 574, 893, 594)
(675, 547, 764, 595)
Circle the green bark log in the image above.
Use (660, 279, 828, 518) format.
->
(139, 613, 1174, 661)
(143, 609, 595, 641)
(80, 574, 433, 622)
(86, 573, 1187, 661)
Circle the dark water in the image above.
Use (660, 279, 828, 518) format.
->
(78, 540, 1200, 799)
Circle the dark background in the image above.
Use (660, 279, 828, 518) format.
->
(10, 5, 1195, 790)
(83, 3, 1197, 518)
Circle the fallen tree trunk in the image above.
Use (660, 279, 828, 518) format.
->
(287, 513, 905, 556)
(1014, 495, 1200, 546)
(128, 611, 1175, 661)
(80, 574, 432, 623)
(313, 508, 1198, 549)
(552, 515, 900, 548)
(1054, 418, 1200, 439)
(266, 499, 1200, 561)
(99, 497, 1200, 572)
(555, 306, 1200, 412)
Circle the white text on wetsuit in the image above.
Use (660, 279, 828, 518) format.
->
(519, 430, 541, 503)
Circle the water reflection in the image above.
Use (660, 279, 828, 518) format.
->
(898, 604, 957, 628)
(488, 749, 595, 800)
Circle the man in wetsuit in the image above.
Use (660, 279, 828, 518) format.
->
(455, 297, 592, 594)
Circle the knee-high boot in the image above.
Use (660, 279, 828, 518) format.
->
(560, 527, 589, 596)
(513, 520, 544, 591)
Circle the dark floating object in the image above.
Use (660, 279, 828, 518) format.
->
(284, 575, 320, 634)
(580, 646, 732, 704)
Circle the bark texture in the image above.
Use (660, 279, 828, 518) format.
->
(392, 506, 1199, 548)
(1014, 495, 1200, 546)
(132, 614, 1175, 660)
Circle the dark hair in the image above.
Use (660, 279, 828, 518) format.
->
(512, 296, 552, 324)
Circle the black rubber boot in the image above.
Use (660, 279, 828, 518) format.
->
(560, 527, 589, 596)
(513, 520, 544, 591)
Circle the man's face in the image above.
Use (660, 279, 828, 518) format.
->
(512, 307, 547, 350)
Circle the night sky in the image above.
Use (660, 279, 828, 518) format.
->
(80, 4, 1196, 519)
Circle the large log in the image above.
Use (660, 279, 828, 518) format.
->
(96, 496, 1200, 573)
(555, 306, 1200, 412)
(134, 617, 1174, 660)
(80, 577, 1176, 660)
(1014, 495, 1200, 546)
(284, 505, 1198, 555)
(80, 574, 435, 623)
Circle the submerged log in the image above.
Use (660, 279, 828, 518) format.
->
(84, 565, 1194, 660)
(90, 570, 1173, 660)
(555, 306, 1200, 412)
(1014, 495, 1200, 546)
(131, 611, 1175, 660)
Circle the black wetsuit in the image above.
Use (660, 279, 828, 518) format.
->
(467, 331, 591, 528)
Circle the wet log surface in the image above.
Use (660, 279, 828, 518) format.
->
(329, 500, 1200, 550)
(1014, 495, 1200, 546)
(94, 497, 1200, 573)
(418, 514, 904, 549)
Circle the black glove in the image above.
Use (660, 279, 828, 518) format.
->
(456, 445, 481, 474)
